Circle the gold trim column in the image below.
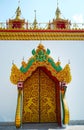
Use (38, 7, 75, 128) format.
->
(15, 81, 23, 128)
(60, 82, 70, 125)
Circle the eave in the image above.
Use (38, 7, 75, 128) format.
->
(0, 29, 84, 40)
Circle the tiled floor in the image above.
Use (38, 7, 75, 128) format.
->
(0, 123, 84, 130)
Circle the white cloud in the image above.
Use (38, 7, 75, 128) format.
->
(72, 14, 84, 23)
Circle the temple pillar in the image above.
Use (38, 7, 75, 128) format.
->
(15, 81, 23, 128)
(60, 82, 70, 125)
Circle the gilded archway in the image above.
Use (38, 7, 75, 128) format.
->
(10, 43, 72, 128)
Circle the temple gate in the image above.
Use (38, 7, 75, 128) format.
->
(22, 68, 58, 123)
(10, 43, 72, 128)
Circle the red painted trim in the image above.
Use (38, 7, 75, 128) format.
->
(56, 82, 62, 126)
(39, 67, 58, 82)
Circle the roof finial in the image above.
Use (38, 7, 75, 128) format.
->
(15, 0, 21, 19)
(58, 57, 60, 62)
(15, 1, 21, 19)
(33, 10, 38, 29)
(22, 57, 24, 61)
(56, 0, 61, 19)
(68, 59, 70, 64)
(34, 10, 36, 20)
(12, 60, 14, 65)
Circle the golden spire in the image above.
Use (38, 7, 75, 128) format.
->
(15, 0, 21, 19)
(55, 0, 61, 19)
(33, 10, 38, 29)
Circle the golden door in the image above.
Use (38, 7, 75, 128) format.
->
(22, 68, 57, 123)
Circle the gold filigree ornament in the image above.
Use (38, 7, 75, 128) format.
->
(56, 64, 72, 84)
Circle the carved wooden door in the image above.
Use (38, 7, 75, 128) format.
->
(22, 68, 57, 123)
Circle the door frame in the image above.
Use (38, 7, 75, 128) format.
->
(22, 67, 62, 126)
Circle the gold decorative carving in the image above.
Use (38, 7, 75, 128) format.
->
(40, 69, 57, 122)
(22, 68, 57, 123)
(22, 69, 39, 122)
(10, 62, 71, 85)
(0, 30, 84, 40)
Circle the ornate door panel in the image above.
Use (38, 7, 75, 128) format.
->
(22, 69, 39, 122)
(22, 68, 57, 123)
(40, 69, 57, 122)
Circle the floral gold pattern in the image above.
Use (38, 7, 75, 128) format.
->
(22, 69, 39, 122)
(0, 30, 84, 40)
(40, 69, 57, 122)
(22, 68, 57, 123)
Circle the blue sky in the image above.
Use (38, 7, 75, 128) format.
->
(0, 0, 84, 23)
(0, 0, 84, 122)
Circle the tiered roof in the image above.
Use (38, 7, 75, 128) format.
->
(0, 1, 84, 40)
